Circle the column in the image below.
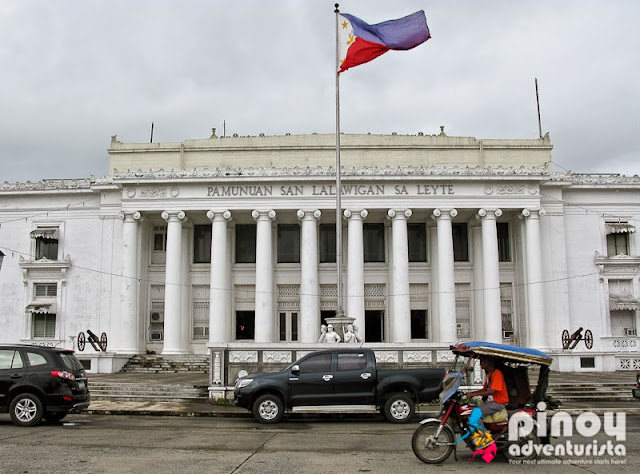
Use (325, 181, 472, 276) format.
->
(429, 225, 440, 340)
(180, 224, 191, 352)
(118, 211, 141, 353)
(253, 210, 276, 343)
(522, 208, 546, 348)
(298, 209, 321, 343)
(207, 210, 232, 344)
(161, 210, 186, 355)
(388, 209, 412, 342)
(471, 222, 485, 341)
(477, 208, 503, 343)
(344, 209, 367, 335)
(432, 208, 457, 343)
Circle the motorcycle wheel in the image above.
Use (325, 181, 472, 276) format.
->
(503, 430, 539, 461)
(411, 420, 455, 464)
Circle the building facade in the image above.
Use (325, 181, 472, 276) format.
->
(1, 132, 639, 385)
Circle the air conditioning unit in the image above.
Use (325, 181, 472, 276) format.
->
(150, 330, 164, 341)
(624, 328, 637, 336)
(150, 311, 164, 323)
(503, 330, 514, 339)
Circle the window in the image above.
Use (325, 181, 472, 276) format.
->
(235, 311, 255, 340)
(36, 237, 58, 260)
(607, 233, 629, 256)
(365, 310, 384, 342)
(279, 312, 299, 341)
(298, 353, 332, 374)
(456, 286, 471, 339)
(497, 222, 511, 262)
(0, 350, 23, 369)
(193, 225, 212, 263)
(610, 310, 636, 337)
(277, 224, 300, 263)
(26, 352, 48, 366)
(32, 314, 56, 338)
(319, 224, 336, 263)
(364, 223, 385, 262)
(192, 301, 209, 340)
(337, 353, 367, 371)
(411, 310, 428, 339)
(408, 224, 427, 262)
(34, 283, 57, 297)
(153, 226, 167, 251)
(501, 283, 514, 339)
(235, 225, 257, 263)
(452, 223, 469, 262)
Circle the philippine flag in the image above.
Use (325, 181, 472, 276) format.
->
(338, 11, 430, 73)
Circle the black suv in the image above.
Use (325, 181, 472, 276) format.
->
(0, 344, 90, 426)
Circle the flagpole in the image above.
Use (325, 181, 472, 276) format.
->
(334, 3, 344, 320)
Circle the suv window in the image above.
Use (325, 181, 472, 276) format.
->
(298, 353, 332, 374)
(0, 350, 24, 369)
(60, 353, 84, 371)
(26, 352, 48, 367)
(337, 353, 367, 371)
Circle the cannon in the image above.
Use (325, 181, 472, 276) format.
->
(77, 330, 108, 352)
(561, 327, 593, 350)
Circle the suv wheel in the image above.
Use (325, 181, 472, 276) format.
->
(10, 393, 44, 427)
(44, 411, 68, 423)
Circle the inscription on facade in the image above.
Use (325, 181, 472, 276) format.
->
(206, 184, 455, 198)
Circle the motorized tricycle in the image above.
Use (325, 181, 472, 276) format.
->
(411, 341, 554, 464)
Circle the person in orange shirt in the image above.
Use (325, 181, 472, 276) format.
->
(467, 356, 509, 419)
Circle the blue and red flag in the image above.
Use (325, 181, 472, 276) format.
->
(337, 11, 430, 73)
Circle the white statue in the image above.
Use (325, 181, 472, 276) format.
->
(324, 324, 341, 343)
(318, 324, 327, 343)
(344, 324, 363, 344)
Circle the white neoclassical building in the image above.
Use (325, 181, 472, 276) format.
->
(1, 131, 639, 384)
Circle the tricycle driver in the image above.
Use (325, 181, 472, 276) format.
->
(467, 356, 509, 422)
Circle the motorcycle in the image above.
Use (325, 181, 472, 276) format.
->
(411, 341, 554, 464)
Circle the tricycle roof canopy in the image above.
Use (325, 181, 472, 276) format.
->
(450, 341, 553, 366)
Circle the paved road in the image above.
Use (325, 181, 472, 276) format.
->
(0, 414, 638, 473)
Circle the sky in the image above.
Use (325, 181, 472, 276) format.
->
(1, 0, 639, 183)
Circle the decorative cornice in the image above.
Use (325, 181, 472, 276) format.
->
(109, 165, 552, 180)
(1, 179, 92, 192)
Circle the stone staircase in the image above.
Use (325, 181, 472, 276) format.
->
(88, 380, 209, 402)
(547, 371, 636, 403)
(121, 354, 209, 373)
(547, 382, 635, 403)
(88, 355, 211, 402)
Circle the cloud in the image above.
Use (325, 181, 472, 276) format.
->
(0, 0, 638, 181)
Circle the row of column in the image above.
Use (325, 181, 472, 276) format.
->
(115, 207, 547, 354)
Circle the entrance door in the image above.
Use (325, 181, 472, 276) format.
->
(365, 310, 384, 342)
(278, 311, 299, 342)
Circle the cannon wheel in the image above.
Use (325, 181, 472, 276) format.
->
(77, 332, 86, 352)
(561, 329, 570, 347)
(584, 329, 593, 349)
(100, 332, 108, 351)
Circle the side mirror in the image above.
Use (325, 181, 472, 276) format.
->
(291, 364, 300, 376)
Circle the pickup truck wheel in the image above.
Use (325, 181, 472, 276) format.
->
(384, 393, 415, 423)
(252, 394, 284, 424)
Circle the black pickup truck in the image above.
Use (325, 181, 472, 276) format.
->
(234, 348, 445, 423)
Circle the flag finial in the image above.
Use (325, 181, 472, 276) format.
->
(334, 4, 339, 13)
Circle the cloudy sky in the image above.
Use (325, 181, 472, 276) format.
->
(1, 0, 638, 183)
